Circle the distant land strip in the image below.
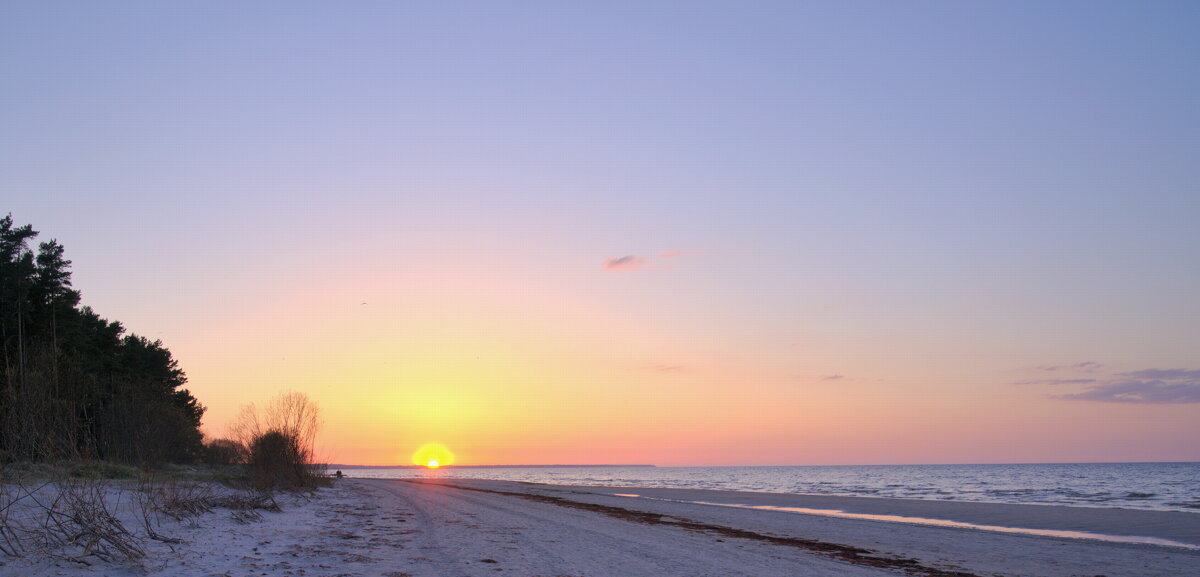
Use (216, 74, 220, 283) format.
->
(327, 464, 657, 469)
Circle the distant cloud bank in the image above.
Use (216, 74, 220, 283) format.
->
(1022, 364, 1200, 404)
(1117, 368, 1200, 381)
(1056, 380, 1200, 403)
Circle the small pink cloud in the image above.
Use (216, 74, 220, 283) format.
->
(603, 255, 648, 271)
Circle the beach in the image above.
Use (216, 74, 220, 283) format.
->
(5, 478, 1197, 577)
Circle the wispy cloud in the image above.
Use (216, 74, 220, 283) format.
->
(602, 255, 648, 271)
(1043, 367, 1200, 404)
(1035, 361, 1102, 374)
(650, 364, 686, 373)
(1115, 368, 1200, 381)
(1020, 363, 1200, 403)
(603, 249, 702, 272)
(1055, 380, 1200, 403)
(822, 375, 846, 381)
(1013, 378, 1098, 385)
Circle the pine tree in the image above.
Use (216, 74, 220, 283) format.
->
(0, 214, 205, 463)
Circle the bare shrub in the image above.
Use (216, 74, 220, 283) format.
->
(1, 463, 287, 565)
(151, 481, 213, 521)
(230, 392, 325, 490)
(202, 437, 247, 465)
(36, 478, 145, 563)
(135, 472, 214, 543)
(0, 482, 21, 556)
(249, 431, 305, 489)
(213, 490, 279, 523)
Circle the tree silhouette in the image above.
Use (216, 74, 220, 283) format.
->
(0, 214, 205, 463)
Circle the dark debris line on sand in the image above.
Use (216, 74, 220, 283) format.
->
(404, 480, 981, 577)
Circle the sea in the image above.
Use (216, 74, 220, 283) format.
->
(340, 462, 1200, 513)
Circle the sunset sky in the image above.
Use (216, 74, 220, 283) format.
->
(3, 2, 1198, 466)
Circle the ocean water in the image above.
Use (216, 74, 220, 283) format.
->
(342, 462, 1200, 513)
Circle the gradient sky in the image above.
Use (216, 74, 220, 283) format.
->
(3, 2, 1198, 466)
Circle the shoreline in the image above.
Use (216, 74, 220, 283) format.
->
(341, 461, 1200, 514)
(696, 500, 1199, 549)
(346, 474, 1200, 548)
(507, 481, 1200, 549)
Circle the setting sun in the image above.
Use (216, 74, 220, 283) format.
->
(412, 443, 455, 468)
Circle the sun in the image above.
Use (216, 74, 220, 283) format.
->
(412, 442, 455, 468)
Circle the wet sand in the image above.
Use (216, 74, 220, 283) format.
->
(496, 480, 1200, 548)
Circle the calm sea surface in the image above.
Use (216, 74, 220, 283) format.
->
(342, 462, 1200, 513)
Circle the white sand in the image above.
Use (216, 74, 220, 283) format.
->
(3, 478, 1197, 576)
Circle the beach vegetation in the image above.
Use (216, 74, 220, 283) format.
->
(203, 437, 249, 466)
(230, 391, 326, 490)
(69, 461, 139, 480)
(0, 464, 288, 563)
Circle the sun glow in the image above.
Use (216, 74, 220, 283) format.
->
(412, 442, 455, 468)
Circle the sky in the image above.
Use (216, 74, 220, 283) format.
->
(2, 1, 1198, 466)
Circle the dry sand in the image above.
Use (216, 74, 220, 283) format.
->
(3, 477, 1197, 576)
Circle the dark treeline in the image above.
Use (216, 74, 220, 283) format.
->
(0, 214, 204, 464)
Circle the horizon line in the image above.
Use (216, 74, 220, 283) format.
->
(327, 463, 659, 469)
(323, 459, 1200, 469)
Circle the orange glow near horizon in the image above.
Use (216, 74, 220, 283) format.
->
(412, 443, 455, 467)
(191, 265, 1200, 467)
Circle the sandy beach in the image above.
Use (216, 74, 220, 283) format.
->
(4, 477, 1198, 577)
